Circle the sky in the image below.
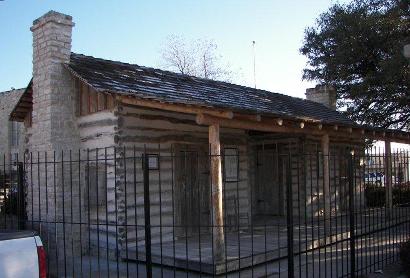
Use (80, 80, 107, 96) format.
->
(0, 0, 349, 97)
(0, 0, 408, 151)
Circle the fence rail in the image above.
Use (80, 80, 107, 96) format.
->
(0, 145, 409, 277)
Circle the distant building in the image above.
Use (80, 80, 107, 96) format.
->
(0, 88, 25, 163)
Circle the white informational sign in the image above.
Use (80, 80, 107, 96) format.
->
(148, 154, 159, 170)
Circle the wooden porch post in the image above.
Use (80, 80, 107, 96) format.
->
(321, 134, 331, 232)
(385, 140, 392, 212)
(209, 124, 226, 263)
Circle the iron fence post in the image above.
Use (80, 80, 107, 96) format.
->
(286, 155, 294, 278)
(348, 153, 356, 277)
(17, 162, 25, 230)
(143, 153, 152, 278)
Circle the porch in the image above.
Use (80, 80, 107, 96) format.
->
(109, 87, 410, 277)
(122, 207, 410, 275)
(126, 216, 286, 274)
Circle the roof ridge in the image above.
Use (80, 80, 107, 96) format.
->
(0, 88, 25, 96)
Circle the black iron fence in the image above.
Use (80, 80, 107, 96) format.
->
(0, 145, 409, 277)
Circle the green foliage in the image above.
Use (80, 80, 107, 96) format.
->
(364, 183, 410, 207)
(300, 0, 410, 130)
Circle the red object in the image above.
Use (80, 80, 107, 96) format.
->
(37, 246, 47, 278)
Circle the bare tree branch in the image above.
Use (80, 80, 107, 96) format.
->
(159, 35, 237, 82)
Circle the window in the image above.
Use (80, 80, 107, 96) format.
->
(224, 148, 239, 182)
(9, 121, 20, 147)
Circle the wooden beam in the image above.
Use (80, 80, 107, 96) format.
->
(234, 113, 262, 122)
(197, 113, 410, 144)
(385, 140, 392, 213)
(197, 113, 323, 135)
(321, 134, 331, 233)
(118, 94, 410, 144)
(118, 95, 234, 119)
(197, 113, 350, 139)
(12, 107, 31, 113)
(209, 124, 226, 263)
(16, 102, 32, 108)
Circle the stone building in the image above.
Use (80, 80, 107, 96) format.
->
(7, 10, 410, 275)
(0, 88, 25, 162)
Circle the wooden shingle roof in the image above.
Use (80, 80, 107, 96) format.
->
(65, 53, 355, 126)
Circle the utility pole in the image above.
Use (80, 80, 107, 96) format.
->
(252, 41, 256, 89)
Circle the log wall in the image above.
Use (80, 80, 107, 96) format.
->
(71, 99, 366, 258)
(115, 103, 251, 248)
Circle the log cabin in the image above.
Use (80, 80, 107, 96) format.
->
(7, 10, 410, 274)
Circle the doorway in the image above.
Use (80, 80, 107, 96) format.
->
(174, 144, 210, 237)
(255, 145, 285, 216)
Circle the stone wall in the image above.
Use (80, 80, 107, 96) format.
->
(0, 89, 25, 161)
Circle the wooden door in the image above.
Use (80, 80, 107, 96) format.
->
(174, 144, 210, 237)
(256, 148, 284, 216)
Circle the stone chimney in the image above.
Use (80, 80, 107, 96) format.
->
(29, 11, 80, 152)
(305, 85, 337, 110)
(28, 12, 84, 258)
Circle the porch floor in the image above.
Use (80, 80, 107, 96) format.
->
(127, 229, 287, 274)
(125, 217, 314, 274)
(125, 209, 410, 275)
